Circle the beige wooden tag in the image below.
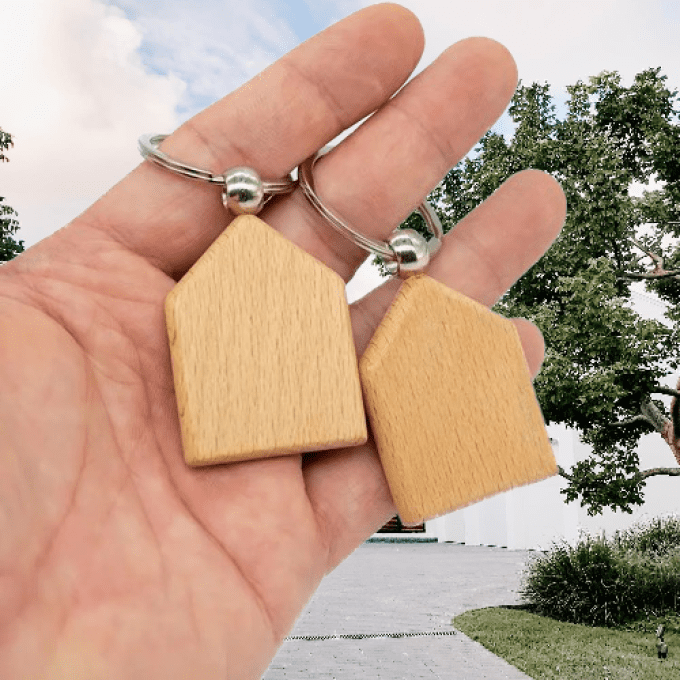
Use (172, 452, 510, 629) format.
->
(166, 214, 367, 465)
(360, 274, 556, 524)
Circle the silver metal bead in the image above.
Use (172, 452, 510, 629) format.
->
(222, 167, 265, 215)
(387, 228, 430, 277)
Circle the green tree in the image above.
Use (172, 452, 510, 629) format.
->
(1, 128, 24, 261)
(414, 69, 680, 515)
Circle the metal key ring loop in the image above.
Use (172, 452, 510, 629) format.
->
(138, 133, 297, 214)
(298, 147, 443, 277)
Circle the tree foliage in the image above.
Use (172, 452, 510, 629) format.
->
(412, 69, 680, 515)
(1, 128, 24, 262)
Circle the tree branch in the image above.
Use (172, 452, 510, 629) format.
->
(610, 415, 657, 428)
(630, 237, 663, 266)
(638, 467, 680, 480)
(641, 398, 669, 432)
(672, 392, 680, 458)
(621, 237, 680, 281)
(609, 396, 675, 432)
(651, 387, 680, 398)
(620, 270, 680, 281)
(558, 466, 680, 483)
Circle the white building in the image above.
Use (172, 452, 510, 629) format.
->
(372, 288, 680, 549)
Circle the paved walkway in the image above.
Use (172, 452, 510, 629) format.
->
(263, 542, 534, 679)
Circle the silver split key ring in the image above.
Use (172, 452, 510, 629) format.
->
(138, 133, 297, 215)
(298, 146, 443, 278)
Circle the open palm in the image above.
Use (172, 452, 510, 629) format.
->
(0, 5, 565, 679)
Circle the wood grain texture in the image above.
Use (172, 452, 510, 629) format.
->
(166, 214, 367, 465)
(360, 274, 556, 524)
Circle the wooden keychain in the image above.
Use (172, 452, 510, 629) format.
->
(139, 135, 367, 465)
(299, 148, 557, 524)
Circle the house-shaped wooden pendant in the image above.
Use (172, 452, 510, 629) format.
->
(166, 215, 367, 465)
(360, 274, 557, 524)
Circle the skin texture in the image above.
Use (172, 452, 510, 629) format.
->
(0, 4, 566, 679)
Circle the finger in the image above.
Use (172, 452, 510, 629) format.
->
(352, 170, 566, 358)
(305, 169, 565, 570)
(512, 317, 546, 379)
(303, 442, 395, 573)
(81, 4, 424, 278)
(429, 169, 567, 306)
(265, 36, 518, 280)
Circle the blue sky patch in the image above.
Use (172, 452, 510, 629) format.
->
(103, 0, 356, 119)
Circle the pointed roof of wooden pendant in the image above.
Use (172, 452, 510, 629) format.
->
(166, 215, 367, 466)
(360, 274, 557, 524)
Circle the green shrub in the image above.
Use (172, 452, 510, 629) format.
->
(623, 547, 680, 616)
(613, 516, 680, 556)
(520, 516, 680, 627)
(519, 535, 636, 627)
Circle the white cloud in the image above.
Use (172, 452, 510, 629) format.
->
(362, 0, 680, 93)
(107, 0, 300, 116)
(4, 0, 680, 256)
(1, 0, 184, 246)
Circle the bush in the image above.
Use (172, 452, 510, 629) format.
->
(520, 516, 680, 627)
(519, 535, 636, 627)
(623, 547, 680, 616)
(613, 515, 680, 556)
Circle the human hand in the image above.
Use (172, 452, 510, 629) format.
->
(0, 4, 565, 679)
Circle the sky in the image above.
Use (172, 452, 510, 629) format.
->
(2, 0, 680, 299)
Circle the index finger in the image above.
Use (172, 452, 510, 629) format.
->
(82, 4, 425, 278)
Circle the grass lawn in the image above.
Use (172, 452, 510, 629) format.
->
(453, 607, 680, 679)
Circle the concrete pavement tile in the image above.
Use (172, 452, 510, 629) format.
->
(263, 543, 533, 679)
(265, 635, 531, 679)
